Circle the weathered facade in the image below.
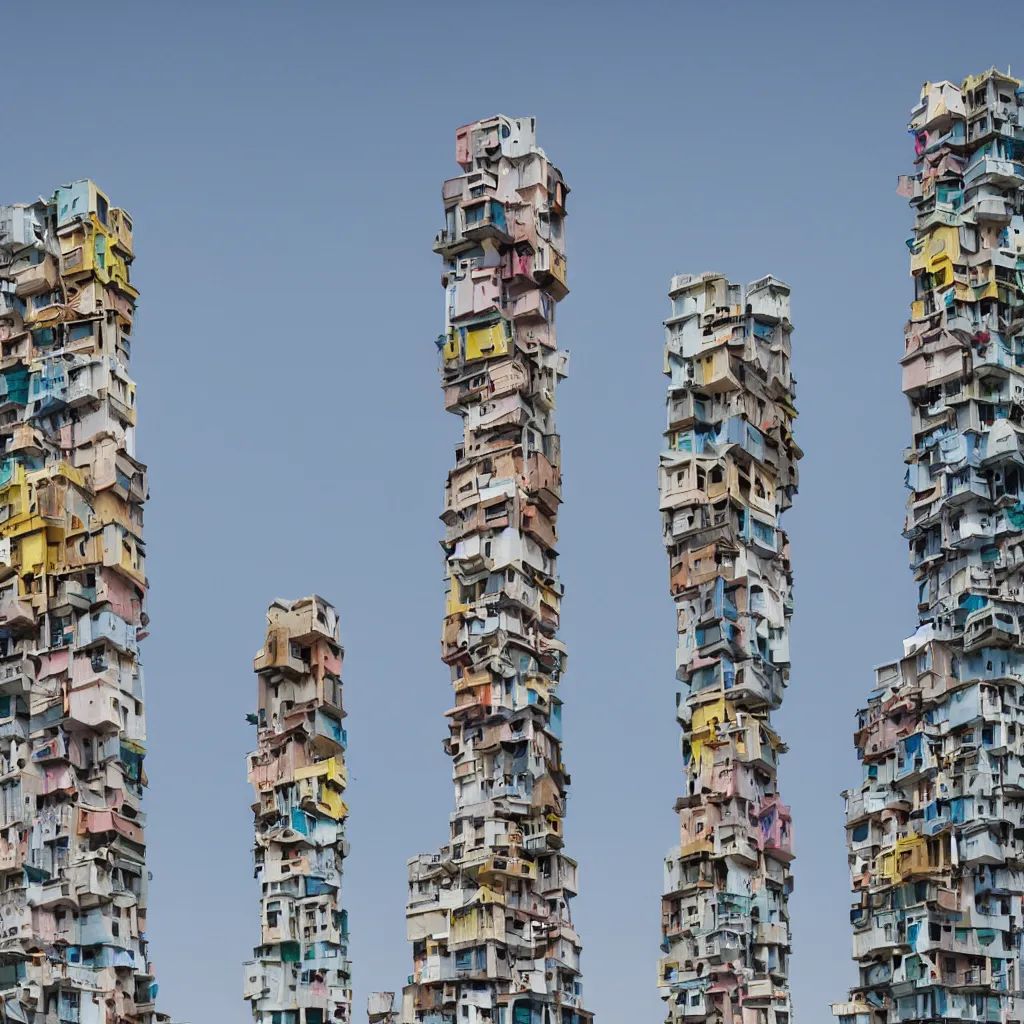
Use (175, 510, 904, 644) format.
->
(656, 273, 800, 1024)
(0, 184, 158, 1023)
(369, 993, 397, 1024)
(244, 596, 351, 1024)
(400, 115, 589, 1024)
(831, 69, 1024, 1024)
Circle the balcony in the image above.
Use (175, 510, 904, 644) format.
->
(254, 627, 308, 677)
(716, 891, 752, 924)
(31, 732, 68, 763)
(964, 156, 1024, 187)
(462, 200, 512, 244)
(958, 828, 1004, 866)
(702, 931, 745, 964)
(522, 504, 557, 550)
(67, 682, 122, 732)
(0, 598, 35, 638)
(526, 451, 561, 514)
(85, 610, 137, 654)
(53, 581, 95, 615)
(508, 289, 549, 322)
(754, 921, 789, 946)
(0, 654, 35, 695)
(311, 708, 346, 757)
(66, 369, 101, 407)
(477, 854, 537, 884)
(534, 244, 568, 300)
(943, 967, 992, 990)
(537, 856, 578, 896)
(11, 259, 58, 298)
(432, 228, 475, 258)
(969, 196, 1014, 222)
(109, 208, 133, 257)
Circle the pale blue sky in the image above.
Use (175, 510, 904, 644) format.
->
(6, 0, 1024, 1020)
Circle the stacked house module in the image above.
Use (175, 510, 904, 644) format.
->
(0, 184, 159, 1023)
(402, 116, 590, 1024)
(657, 273, 800, 1024)
(830, 68, 1024, 1024)
(244, 596, 352, 1024)
(369, 993, 397, 1024)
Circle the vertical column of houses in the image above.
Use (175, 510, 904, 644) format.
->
(402, 116, 590, 1024)
(831, 69, 1024, 1024)
(656, 274, 800, 1024)
(0, 183, 157, 1023)
(244, 596, 352, 1024)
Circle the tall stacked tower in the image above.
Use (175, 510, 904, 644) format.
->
(402, 116, 589, 1024)
(244, 596, 352, 1024)
(831, 70, 1024, 1024)
(0, 184, 158, 1023)
(656, 274, 800, 1024)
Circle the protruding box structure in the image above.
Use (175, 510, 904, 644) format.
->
(0, 183, 162, 1023)
(245, 596, 352, 1024)
(402, 116, 590, 1024)
(369, 992, 397, 1024)
(831, 68, 1024, 1024)
(657, 273, 800, 1024)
